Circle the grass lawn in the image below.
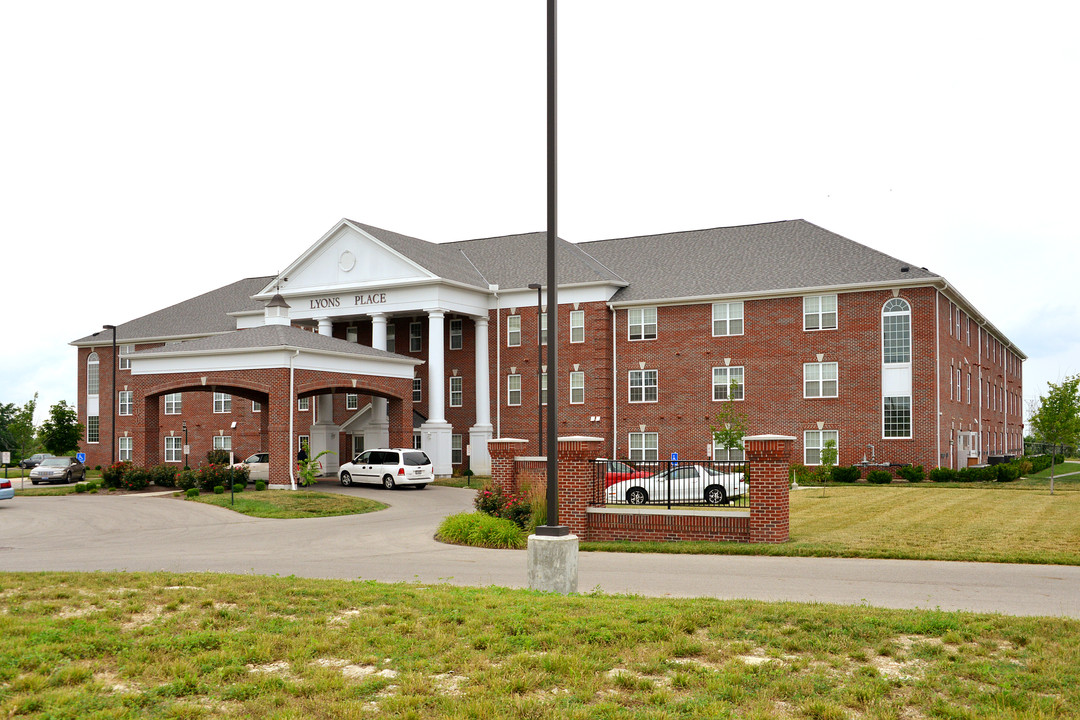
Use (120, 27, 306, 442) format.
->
(188, 490, 386, 519)
(1, 571, 1077, 719)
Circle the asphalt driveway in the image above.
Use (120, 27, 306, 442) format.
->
(1, 485, 1078, 618)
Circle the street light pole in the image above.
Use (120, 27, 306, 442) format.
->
(103, 324, 117, 467)
(528, 283, 544, 455)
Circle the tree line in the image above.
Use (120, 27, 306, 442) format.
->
(0, 394, 83, 464)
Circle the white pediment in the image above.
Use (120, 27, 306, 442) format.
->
(258, 220, 436, 297)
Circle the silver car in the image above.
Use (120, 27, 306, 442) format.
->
(605, 464, 748, 506)
(234, 452, 269, 481)
(339, 449, 433, 489)
(0, 479, 13, 501)
(30, 456, 87, 485)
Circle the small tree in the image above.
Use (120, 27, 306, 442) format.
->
(39, 400, 83, 456)
(710, 378, 748, 462)
(9, 394, 38, 464)
(819, 438, 838, 497)
(1028, 374, 1080, 495)
(297, 441, 333, 487)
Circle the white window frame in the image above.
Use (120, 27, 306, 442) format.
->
(87, 353, 100, 396)
(539, 312, 547, 346)
(712, 439, 745, 462)
(569, 371, 584, 404)
(628, 432, 659, 462)
(298, 396, 310, 412)
(118, 390, 133, 416)
(213, 435, 232, 451)
(412, 377, 422, 403)
(118, 344, 134, 370)
(507, 315, 521, 347)
(118, 436, 133, 462)
(712, 366, 745, 401)
(507, 374, 522, 406)
(804, 430, 839, 466)
(629, 369, 658, 403)
(570, 310, 585, 343)
(252, 400, 261, 413)
(346, 393, 358, 410)
(882, 298, 911, 364)
(711, 301, 744, 337)
(449, 376, 463, 408)
(451, 434, 463, 465)
(409, 321, 422, 352)
(86, 415, 99, 444)
(449, 319, 463, 350)
(164, 393, 182, 415)
(541, 373, 548, 406)
(386, 324, 396, 353)
(346, 327, 358, 343)
(803, 294, 837, 331)
(628, 307, 657, 341)
(803, 362, 838, 399)
(298, 435, 309, 455)
(883, 396, 912, 439)
(213, 392, 231, 414)
(164, 436, 182, 463)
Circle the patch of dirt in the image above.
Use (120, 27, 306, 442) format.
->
(122, 605, 164, 630)
(247, 660, 292, 677)
(431, 671, 467, 696)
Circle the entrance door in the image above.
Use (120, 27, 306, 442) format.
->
(352, 435, 364, 462)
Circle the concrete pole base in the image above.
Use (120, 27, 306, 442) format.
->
(527, 533, 579, 594)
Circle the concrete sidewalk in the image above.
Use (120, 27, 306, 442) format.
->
(1, 485, 1077, 618)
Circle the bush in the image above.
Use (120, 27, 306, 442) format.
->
(232, 482, 244, 493)
(213, 486, 225, 495)
(929, 467, 958, 483)
(789, 463, 813, 485)
(437, 512, 526, 549)
(75, 483, 87, 493)
(255, 481, 266, 491)
(206, 449, 230, 465)
(866, 469, 892, 484)
(231, 465, 250, 486)
(1015, 458, 1033, 476)
(101, 461, 133, 489)
(996, 463, 1020, 482)
(831, 466, 862, 483)
(150, 464, 178, 487)
(474, 485, 533, 530)
(175, 470, 197, 491)
(958, 466, 997, 483)
(897, 465, 925, 483)
(120, 466, 150, 491)
(197, 464, 232, 493)
(185, 488, 200, 498)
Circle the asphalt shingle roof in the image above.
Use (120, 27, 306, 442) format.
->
(134, 324, 413, 360)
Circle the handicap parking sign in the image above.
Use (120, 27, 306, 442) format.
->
(76, 452, 86, 463)
(670, 452, 678, 466)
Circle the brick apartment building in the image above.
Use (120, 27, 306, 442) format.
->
(71, 218, 1024, 487)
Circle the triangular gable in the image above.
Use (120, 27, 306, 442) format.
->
(256, 219, 438, 298)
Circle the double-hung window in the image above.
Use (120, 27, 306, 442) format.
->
(711, 302, 744, 336)
(164, 436, 182, 463)
(409, 322, 422, 352)
(629, 369, 658, 403)
(346, 394, 358, 410)
(449, 319, 463, 350)
(883, 397, 912, 438)
(213, 436, 231, 452)
(804, 430, 838, 465)
(712, 366, 744, 401)
(213, 392, 231, 414)
(451, 435, 463, 465)
(449, 376, 463, 407)
(803, 294, 837, 331)
(118, 344, 134, 370)
(539, 313, 547, 346)
(412, 377, 422, 403)
(164, 393, 183, 415)
(569, 371, 584, 404)
(252, 401, 261, 412)
(87, 416, 99, 443)
(507, 315, 521, 347)
(87, 353, 100, 396)
(712, 439, 745, 462)
(507, 374, 522, 406)
(570, 310, 584, 343)
(628, 307, 657, 341)
(540, 373, 548, 405)
(386, 324, 396, 353)
(298, 397, 310, 412)
(628, 432, 658, 461)
(118, 391, 133, 416)
(804, 362, 838, 398)
(118, 436, 133, 462)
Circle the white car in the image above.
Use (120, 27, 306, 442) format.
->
(339, 449, 433, 489)
(0, 479, 13, 502)
(605, 464, 747, 506)
(234, 452, 269, 481)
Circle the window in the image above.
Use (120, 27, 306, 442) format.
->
(883, 396, 912, 438)
(298, 397, 310, 412)
(346, 393, 358, 410)
(118, 391, 133, 416)
(539, 312, 547, 345)
(507, 375, 521, 406)
(956, 308, 961, 338)
(449, 376, 463, 407)
(541, 373, 548, 405)
(628, 432, 659, 461)
(409, 322, 422, 352)
(213, 435, 232, 451)
(966, 316, 971, 346)
(87, 353, 100, 395)
(629, 369, 658, 403)
(804, 362, 838, 398)
(213, 392, 231, 413)
(507, 315, 521, 347)
(804, 294, 837, 331)
(570, 310, 585, 343)
(712, 301, 744, 336)
(451, 434, 463, 465)
(386, 324, 396, 353)
(87, 415, 99, 444)
(118, 436, 132, 462)
(804, 430, 838, 465)
(449, 319, 463, 350)
(412, 377, 422, 403)
(346, 327, 358, 343)
(712, 366, 745, 401)
(164, 393, 182, 415)
(712, 440, 745, 462)
(882, 299, 911, 364)
(967, 373, 971, 405)
(570, 371, 584, 404)
(629, 307, 657, 340)
(956, 369, 961, 403)
(165, 436, 182, 463)
(118, 344, 134, 370)
(298, 435, 309, 454)
(252, 400, 261, 412)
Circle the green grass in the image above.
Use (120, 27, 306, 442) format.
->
(0, 571, 1077, 719)
(187, 490, 386, 519)
(437, 512, 526, 549)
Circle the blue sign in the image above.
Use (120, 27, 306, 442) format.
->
(670, 452, 678, 466)
(76, 453, 86, 463)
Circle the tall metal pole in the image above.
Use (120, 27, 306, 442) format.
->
(539, 0, 566, 535)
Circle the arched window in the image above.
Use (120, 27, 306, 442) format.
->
(882, 298, 911, 364)
(87, 352, 100, 395)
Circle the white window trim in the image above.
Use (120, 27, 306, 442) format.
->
(449, 319, 463, 350)
(507, 315, 521, 347)
(803, 362, 839, 399)
(804, 430, 839, 466)
(569, 371, 584, 404)
(507, 374, 522, 406)
(628, 432, 659, 462)
(803, 294, 838, 332)
(628, 369, 658, 404)
(449, 376, 463, 408)
(164, 393, 183, 415)
(570, 310, 585, 343)
(118, 391, 133, 416)
(409, 322, 422, 352)
(539, 312, 547, 346)
(213, 392, 231, 414)
(118, 436, 133, 462)
(252, 400, 261, 413)
(711, 301, 745, 337)
(213, 435, 232, 451)
(164, 436, 182, 463)
(451, 434, 463, 465)
(712, 366, 745, 401)
(412, 377, 422, 404)
(628, 307, 658, 341)
(118, 344, 134, 370)
(87, 353, 100, 396)
(386, 324, 396, 353)
(298, 397, 310, 412)
(86, 415, 100, 444)
(541, 373, 548, 406)
(882, 395, 913, 439)
(346, 393, 358, 410)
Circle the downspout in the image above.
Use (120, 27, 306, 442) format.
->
(289, 349, 299, 491)
(493, 286, 501, 438)
(609, 303, 618, 459)
(935, 291, 941, 468)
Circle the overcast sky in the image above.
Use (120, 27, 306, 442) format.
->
(2, 1, 1077, 426)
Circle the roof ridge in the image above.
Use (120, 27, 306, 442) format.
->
(579, 219, 807, 245)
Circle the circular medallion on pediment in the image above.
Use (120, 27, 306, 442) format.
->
(338, 250, 356, 272)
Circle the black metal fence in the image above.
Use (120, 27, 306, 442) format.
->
(591, 459, 751, 510)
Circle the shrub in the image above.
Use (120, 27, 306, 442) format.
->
(929, 467, 958, 483)
(101, 461, 133, 489)
(1015, 458, 1033, 477)
(996, 463, 1020, 482)
(94, 465, 101, 471)
(437, 512, 526, 549)
(197, 464, 232, 493)
(214, 486, 225, 495)
(206, 449, 230, 465)
(230, 465, 250, 486)
(232, 482, 244, 493)
(831, 466, 862, 483)
(150, 464, 178, 487)
(474, 485, 533, 529)
(185, 488, 200, 499)
(75, 483, 87, 494)
(866, 469, 892, 484)
(120, 466, 150, 491)
(175, 470, 197, 491)
(255, 481, 266, 491)
(789, 463, 813, 485)
(897, 465, 925, 483)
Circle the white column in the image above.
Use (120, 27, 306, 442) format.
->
(421, 308, 452, 477)
(310, 316, 339, 474)
(469, 315, 493, 475)
(366, 312, 390, 450)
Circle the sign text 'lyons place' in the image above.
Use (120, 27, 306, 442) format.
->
(309, 293, 388, 310)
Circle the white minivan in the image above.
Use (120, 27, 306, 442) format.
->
(338, 449, 433, 489)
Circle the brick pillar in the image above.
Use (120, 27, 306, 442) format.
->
(386, 395, 412, 449)
(745, 434, 794, 544)
(487, 439, 527, 495)
(133, 394, 160, 468)
(268, 371, 292, 489)
(554, 436, 604, 538)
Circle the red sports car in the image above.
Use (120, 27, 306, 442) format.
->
(601, 460, 653, 487)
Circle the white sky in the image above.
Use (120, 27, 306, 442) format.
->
(2, 1, 1078, 426)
